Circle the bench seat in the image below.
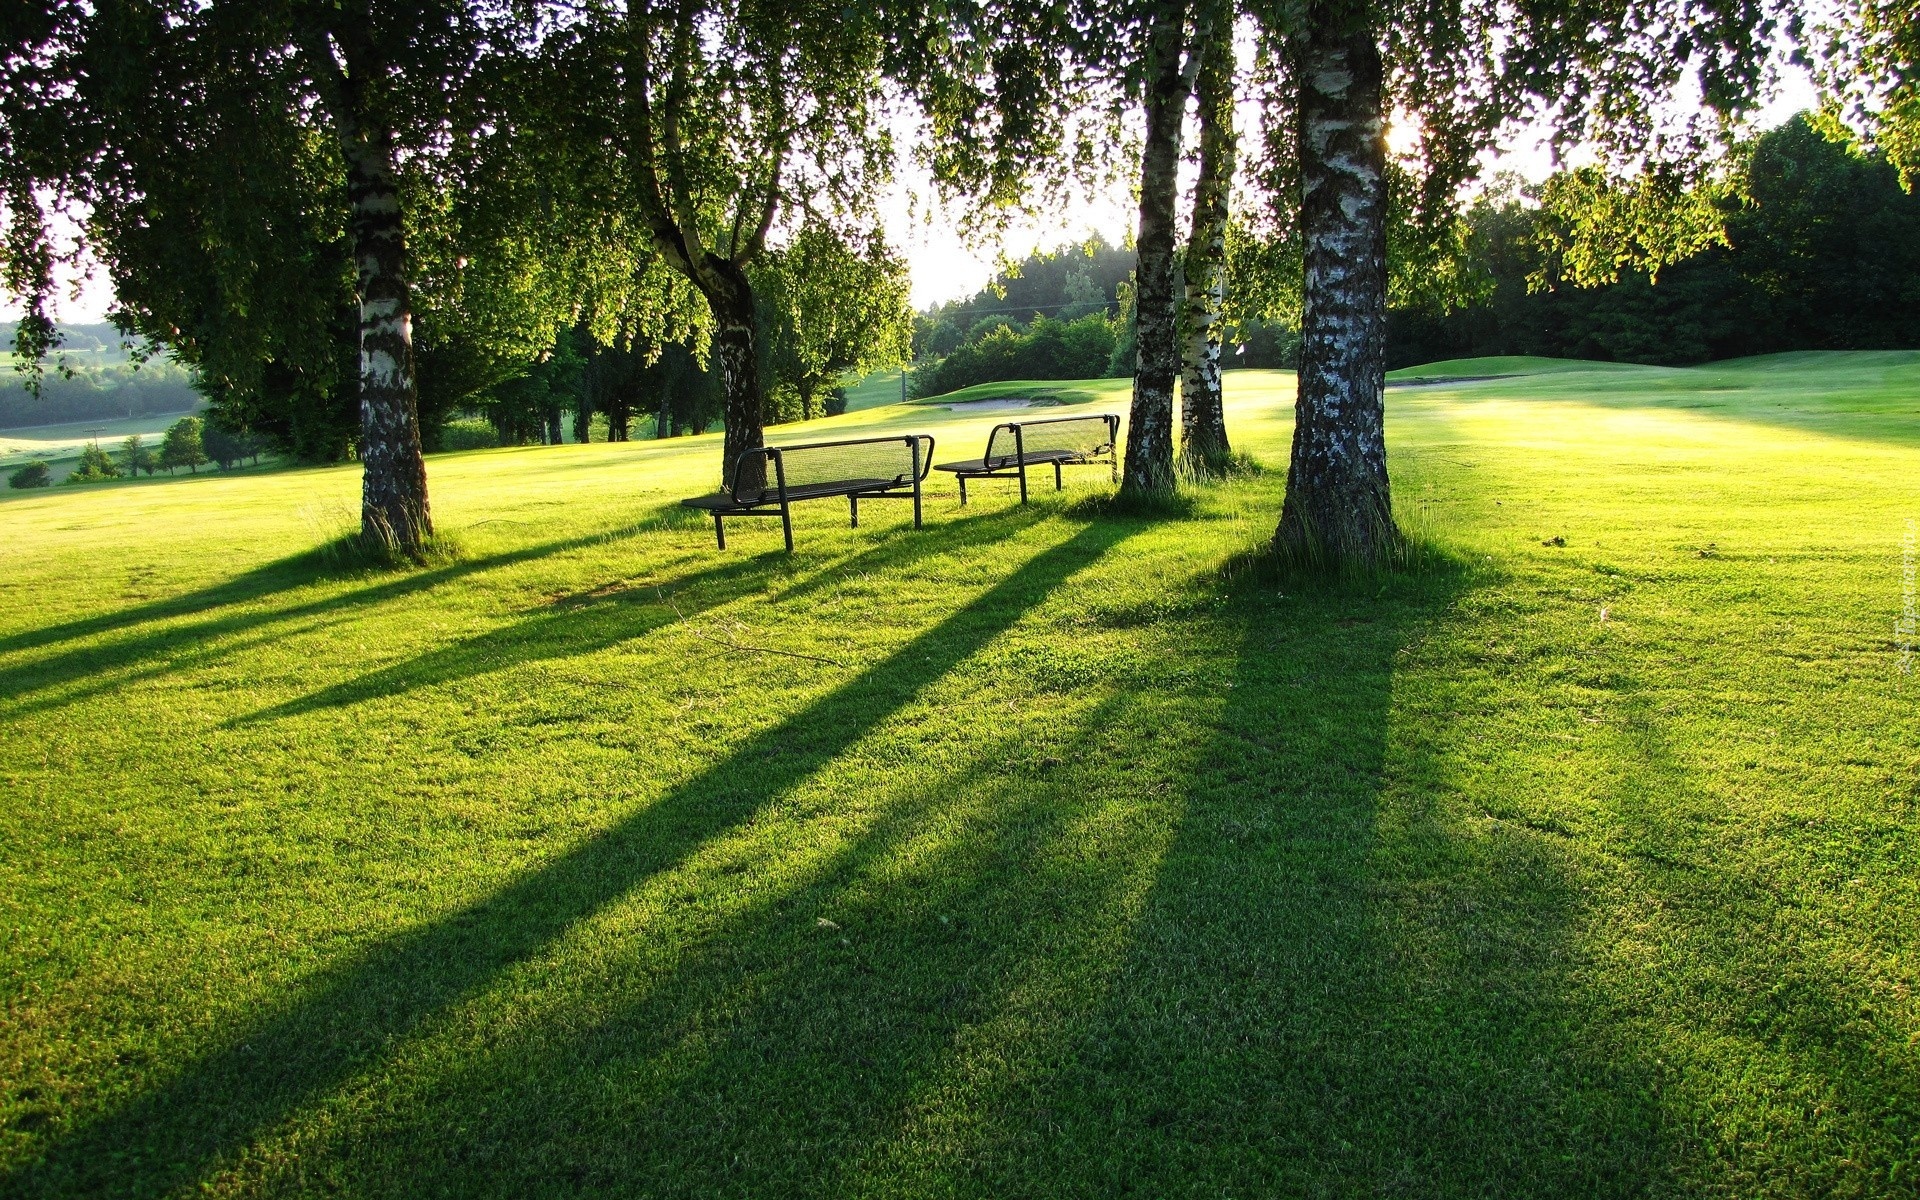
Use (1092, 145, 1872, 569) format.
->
(933, 414, 1120, 504)
(681, 435, 933, 551)
(681, 477, 905, 511)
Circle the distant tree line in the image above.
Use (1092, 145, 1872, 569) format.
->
(0, 325, 201, 428)
(912, 115, 1920, 397)
(6, 414, 266, 490)
(909, 238, 1300, 397)
(1390, 117, 1920, 368)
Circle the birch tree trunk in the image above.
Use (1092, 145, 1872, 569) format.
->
(342, 98, 432, 553)
(705, 260, 767, 489)
(1179, 4, 1235, 475)
(1121, 3, 1190, 497)
(1275, 2, 1396, 564)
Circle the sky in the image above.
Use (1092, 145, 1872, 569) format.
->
(9, 65, 1819, 327)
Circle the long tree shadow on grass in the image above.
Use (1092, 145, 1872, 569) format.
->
(231, 501, 1062, 725)
(284, 552, 1677, 1197)
(961, 570, 1675, 1196)
(43, 544, 1677, 1197)
(0, 501, 1049, 722)
(0, 507, 700, 709)
(4, 517, 1133, 1199)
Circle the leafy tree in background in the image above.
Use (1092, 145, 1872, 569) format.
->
(524, 0, 894, 487)
(160, 416, 207, 475)
(484, 329, 586, 446)
(201, 421, 268, 470)
(757, 225, 912, 421)
(912, 313, 1121, 397)
(915, 238, 1134, 352)
(119, 434, 156, 477)
(1387, 115, 1920, 367)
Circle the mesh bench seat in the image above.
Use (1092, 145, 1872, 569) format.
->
(933, 413, 1120, 504)
(681, 434, 934, 552)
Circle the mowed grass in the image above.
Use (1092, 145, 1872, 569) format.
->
(3, 354, 1919, 1197)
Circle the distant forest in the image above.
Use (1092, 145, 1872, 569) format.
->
(1, 324, 203, 428)
(909, 115, 1920, 390)
(1392, 116, 1920, 367)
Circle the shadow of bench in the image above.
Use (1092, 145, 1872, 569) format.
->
(682, 434, 934, 552)
(934, 413, 1120, 504)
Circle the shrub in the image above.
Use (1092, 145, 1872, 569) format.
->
(912, 313, 1120, 398)
(64, 442, 121, 483)
(8, 460, 52, 489)
(437, 418, 500, 452)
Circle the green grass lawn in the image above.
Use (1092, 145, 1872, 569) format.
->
(3, 354, 1918, 1197)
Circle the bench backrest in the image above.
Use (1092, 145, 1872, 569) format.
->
(730, 434, 933, 503)
(983, 414, 1119, 468)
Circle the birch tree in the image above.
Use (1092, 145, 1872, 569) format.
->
(1255, 0, 1804, 566)
(3, 0, 501, 555)
(1120, 1, 1194, 496)
(1178, 0, 1238, 476)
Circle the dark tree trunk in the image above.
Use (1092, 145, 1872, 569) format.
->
(573, 394, 592, 443)
(341, 107, 430, 552)
(606, 397, 630, 441)
(1122, 3, 1191, 496)
(1179, 3, 1235, 475)
(1276, 3, 1396, 564)
(706, 260, 766, 489)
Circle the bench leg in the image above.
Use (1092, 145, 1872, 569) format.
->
(913, 479, 923, 528)
(714, 513, 726, 550)
(780, 502, 794, 553)
(1055, 462, 1063, 490)
(1018, 461, 1029, 504)
(958, 476, 968, 505)
(850, 495, 859, 528)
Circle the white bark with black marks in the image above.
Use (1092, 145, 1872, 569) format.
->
(1179, 2, 1236, 475)
(301, 18, 432, 553)
(1276, 3, 1396, 563)
(1122, 2, 1191, 497)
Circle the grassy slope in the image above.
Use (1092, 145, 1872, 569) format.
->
(1386, 354, 1651, 382)
(3, 354, 1918, 1197)
(839, 368, 913, 412)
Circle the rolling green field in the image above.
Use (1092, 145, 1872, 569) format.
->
(1, 410, 209, 477)
(3, 355, 1918, 1197)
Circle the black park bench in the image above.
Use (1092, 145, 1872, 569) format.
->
(681, 434, 934, 552)
(934, 413, 1121, 504)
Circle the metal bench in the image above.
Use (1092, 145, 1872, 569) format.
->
(681, 434, 934, 551)
(933, 413, 1120, 504)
